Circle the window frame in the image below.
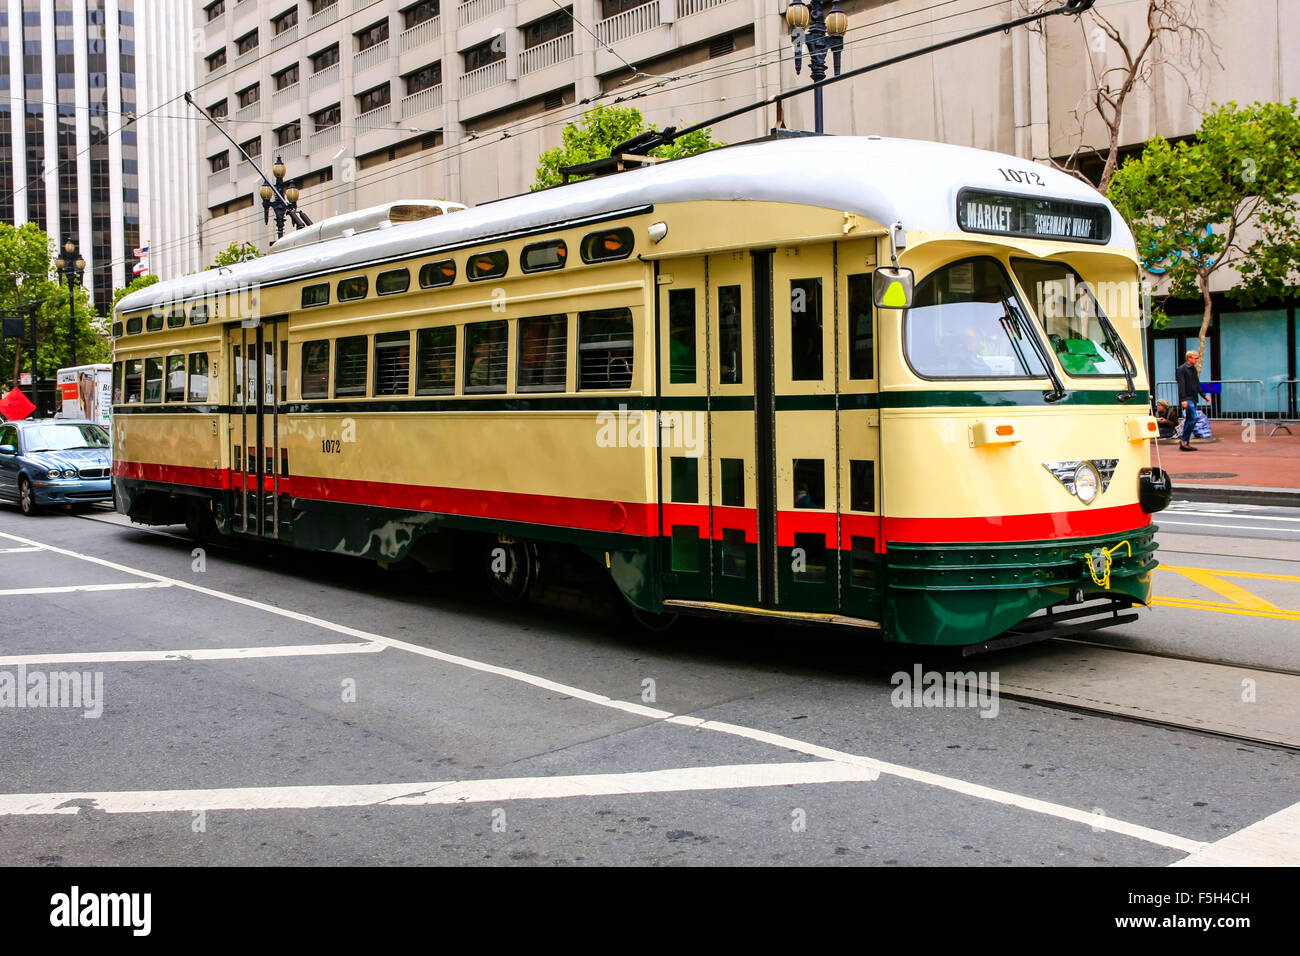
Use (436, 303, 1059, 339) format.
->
(516, 314, 568, 393)
(466, 250, 508, 282)
(520, 239, 567, 274)
(415, 325, 457, 395)
(301, 340, 331, 399)
(580, 227, 634, 263)
(333, 334, 369, 397)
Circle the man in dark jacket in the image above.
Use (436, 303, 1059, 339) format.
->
(1175, 350, 1207, 450)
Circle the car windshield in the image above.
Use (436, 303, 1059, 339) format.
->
(24, 423, 110, 452)
(1010, 258, 1133, 377)
(904, 257, 1049, 379)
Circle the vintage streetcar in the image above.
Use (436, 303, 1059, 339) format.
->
(112, 135, 1172, 651)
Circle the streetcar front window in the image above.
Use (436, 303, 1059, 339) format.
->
(1010, 258, 1133, 377)
(904, 257, 1047, 379)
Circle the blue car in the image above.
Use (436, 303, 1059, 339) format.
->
(0, 419, 113, 516)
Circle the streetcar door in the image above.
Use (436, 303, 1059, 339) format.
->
(228, 317, 288, 539)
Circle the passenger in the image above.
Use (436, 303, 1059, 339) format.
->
(794, 482, 817, 509)
(468, 338, 493, 387)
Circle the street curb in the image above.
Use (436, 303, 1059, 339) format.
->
(1172, 484, 1300, 507)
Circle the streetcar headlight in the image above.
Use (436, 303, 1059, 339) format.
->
(47, 469, 61, 480)
(1074, 462, 1100, 504)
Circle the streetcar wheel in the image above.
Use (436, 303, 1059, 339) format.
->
(631, 607, 679, 633)
(18, 477, 38, 516)
(184, 499, 214, 541)
(486, 539, 538, 603)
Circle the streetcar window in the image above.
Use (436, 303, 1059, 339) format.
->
(1010, 258, 1132, 377)
(415, 327, 456, 394)
(167, 309, 186, 329)
(112, 321, 123, 338)
(112, 362, 123, 404)
(721, 528, 747, 578)
(146, 312, 164, 333)
(144, 358, 163, 403)
(792, 533, 827, 583)
(847, 273, 874, 380)
(374, 331, 410, 395)
(377, 269, 410, 296)
(190, 304, 209, 325)
(670, 457, 698, 504)
(790, 278, 823, 381)
(670, 526, 701, 573)
(793, 459, 824, 509)
(720, 458, 744, 507)
(188, 353, 211, 402)
(516, 315, 567, 392)
(851, 537, 878, 589)
(668, 289, 696, 385)
(280, 340, 288, 403)
(521, 239, 567, 274)
(302, 283, 329, 308)
(717, 285, 742, 384)
(464, 320, 508, 393)
(165, 355, 186, 402)
(334, 335, 368, 395)
(467, 250, 508, 282)
(850, 460, 875, 512)
(419, 259, 456, 288)
(338, 276, 369, 302)
(577, 309, 634, 390)
(301, 340, 330, 399)
(124, 360, 143, 403)
(905, 257, 1048, 379)
(580, 228, 633, 263)
(126, 316, 142, 335)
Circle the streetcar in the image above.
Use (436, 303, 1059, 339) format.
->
(111, 135, 1171, 650)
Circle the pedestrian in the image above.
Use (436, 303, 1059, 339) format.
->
(1175, 349, 1207, 451)
(1154, 398, 1179, 439)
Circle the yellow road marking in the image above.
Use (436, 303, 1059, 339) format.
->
(1152, 598, 1300, 623)
(1160, 565, 1300, 585)
(1165, 568, 1280, 611)
(1154, 565, 1299, 619)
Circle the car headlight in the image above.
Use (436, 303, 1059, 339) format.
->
(46, 469, 61, 480)
(1074, 461, 1100, 504)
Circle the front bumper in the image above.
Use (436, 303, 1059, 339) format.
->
(32, 478, 113, 505)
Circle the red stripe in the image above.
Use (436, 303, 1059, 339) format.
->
(114, 460, 229, 490)
(884, 503, 1151, 543)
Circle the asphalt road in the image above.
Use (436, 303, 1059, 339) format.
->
(0, 503, 1296, 866)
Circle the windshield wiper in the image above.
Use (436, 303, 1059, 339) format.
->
(1002, 295, 1066, 402)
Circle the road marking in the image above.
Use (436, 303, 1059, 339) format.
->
(0, 528, 1216, 854)
(0, 761, 881, 816)
(0, 642, 386, 667)
(1171, 799, 1300, 867)
(1168, 511, 1300, 523)
(0, 546, 43, 554)
(1168, 568, 1280, 611)
(1152, 598, 1300, 622)
(0, 582, 173, 596)
(1156, 565, 1300, 620)
(1158, 519, 1299, 533)
(1162, 565, 1300, 584)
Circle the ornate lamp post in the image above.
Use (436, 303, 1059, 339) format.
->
(53, 239, 87, 368)
(784, 0, 849, 135)
(259, 157, 302, 240)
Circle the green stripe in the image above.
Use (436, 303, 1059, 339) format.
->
(880, 389, 1149, 408)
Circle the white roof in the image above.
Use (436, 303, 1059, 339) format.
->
(118, 135, 1133, 316)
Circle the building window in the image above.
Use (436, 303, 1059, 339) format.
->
(355, 19, 388, 51)
(208, 98, 228, 118)
(240, 136, 261, 159)
(272, 7, 298, 34)
(273, 63, 299, 90)
(463, 38, 505, 73)
(600, 0, 652, 17)
(403, 62, 441, 95)
(205, 48, 227, 72)
(275, 122, 300, 147)
(310, 43, 339, 73)
(311, 104, 340, 131)
(237, 83, 260, 107)
(209, 151, 230, 172)
(310, 0, 338, 14)
(235, 30, 258, 55)
(402, 0, 439, 30)
(205, 1, 225, 22)
(524, 9, 572, 48)
(356, 83, 390, 114)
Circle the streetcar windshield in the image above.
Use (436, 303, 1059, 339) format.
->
(1010, 258, 1132, 377)
(904, 257, 1048, 379)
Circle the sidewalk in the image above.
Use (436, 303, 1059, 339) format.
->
(1153, 423, 1300, 506)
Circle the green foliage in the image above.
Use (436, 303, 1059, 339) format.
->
(111, 273, 160, 315)
(0, 223, 109, 384)
(532, 105, 724, 190)
(208, 240, 261, 270)
(1108, 99, 1300, 323)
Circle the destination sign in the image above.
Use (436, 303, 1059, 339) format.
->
(956, 188, 1111, 244)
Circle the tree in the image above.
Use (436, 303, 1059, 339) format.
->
(111, 273, 160, 316)
(1024, 0, 1218, 191)
(1108, 100, 1300, 363)
(208, 240, 260, 270)
(532, 105, 723, 190)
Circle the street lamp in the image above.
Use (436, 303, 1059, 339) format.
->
(53, 239, 87, 368)
(259, 157, 302, 240)
(784, 0, 849, 135)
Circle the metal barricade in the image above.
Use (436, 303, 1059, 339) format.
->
(1269, 379, 1298, 436)
(1153, 379, 1265, 422)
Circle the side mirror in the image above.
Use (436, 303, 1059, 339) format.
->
(873, 267, 915, 310)
(0, 444, 16, 456)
